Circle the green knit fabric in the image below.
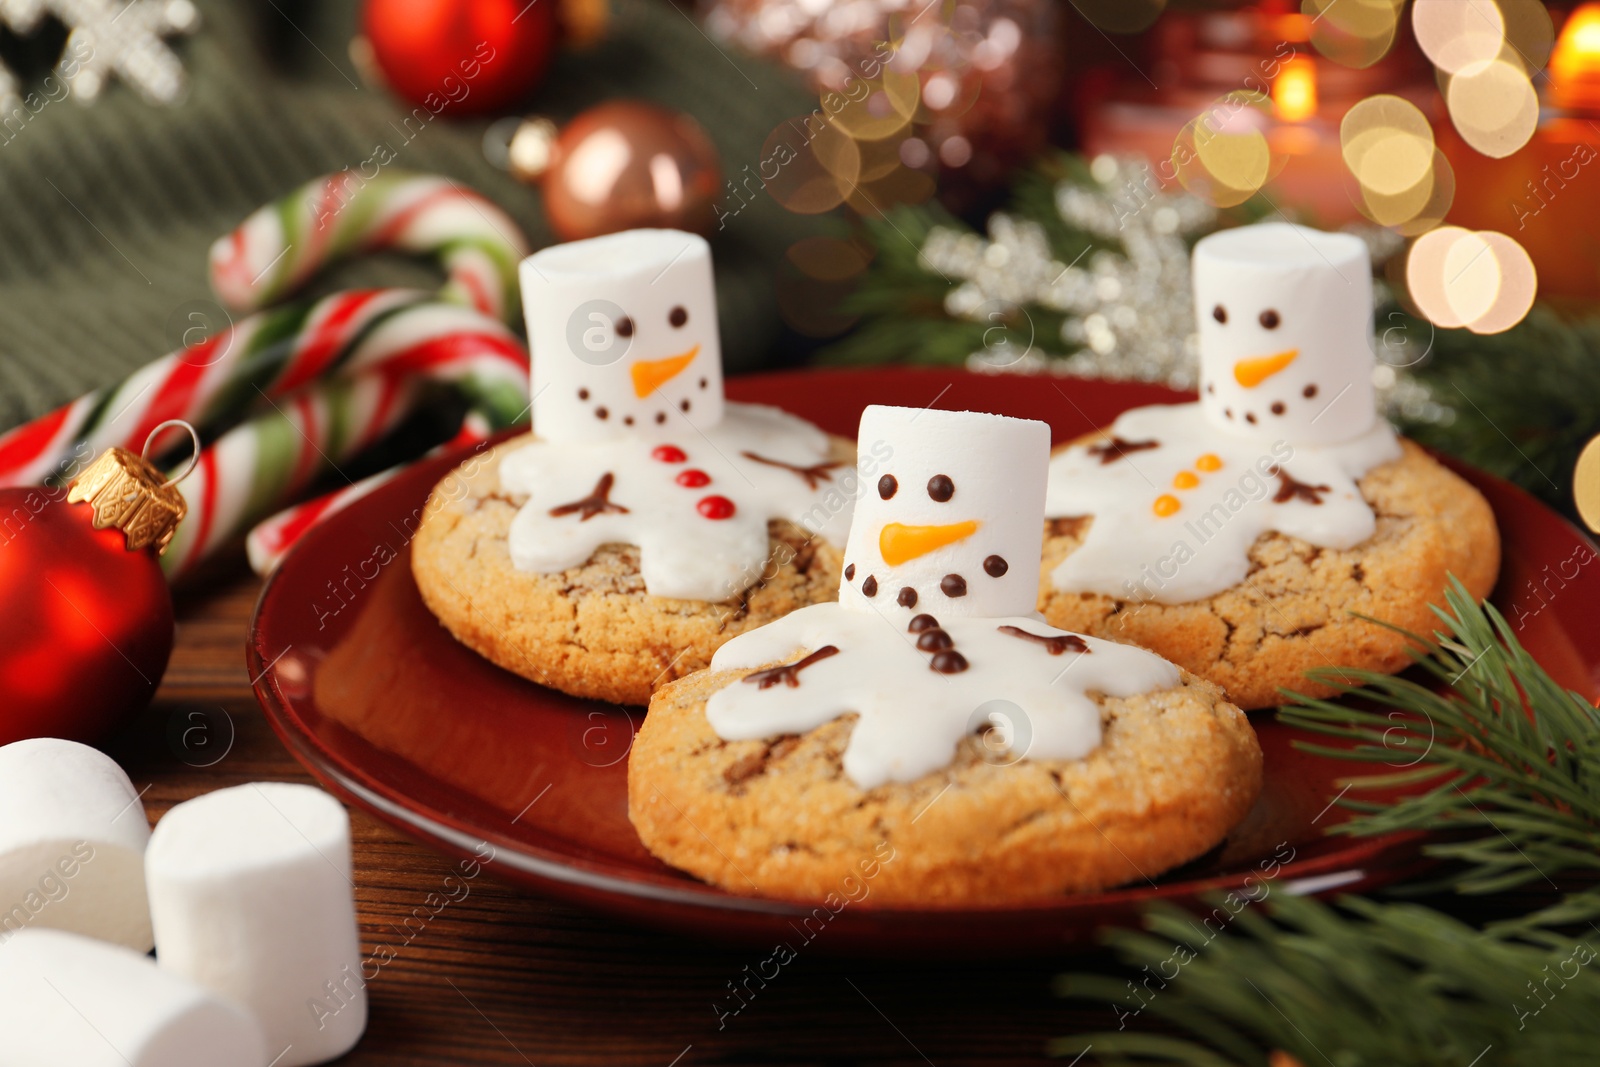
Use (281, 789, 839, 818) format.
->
(0, 0, 821, 433)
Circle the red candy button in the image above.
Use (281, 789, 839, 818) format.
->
(651, 445, 687, 463)
(676, 469, 711, 488)
(697, 495, 736, 520)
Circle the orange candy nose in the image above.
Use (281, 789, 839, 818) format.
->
(1232, 349, 1298, 388)
(631, 346, 700, 398)
(879, 521, 979, 565)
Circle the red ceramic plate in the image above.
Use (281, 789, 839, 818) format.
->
(249, 369, 1600, 956)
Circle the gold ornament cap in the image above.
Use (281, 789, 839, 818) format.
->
(66, 421, 195, 556)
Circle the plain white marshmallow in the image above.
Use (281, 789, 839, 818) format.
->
(146, 782, 366, 1066)
(0, 738, 153, 951)
(0, 926, 266, 1066)
(521, 228, 725, 444)
(839, 405, 1051, 619)
(1192, 222, 1376, 447)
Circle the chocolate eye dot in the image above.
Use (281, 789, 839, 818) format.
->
(615, 316, 634, 338)
(1303, 384, 1318, 399)
(844, 563, 856, 580)
(669, 306, 687, 327)
(577, 387, 589, 400)
(595, 407, 609, 420)
(927, 474, 954, 502)
(878, 474, 897, 500)
(861, 575, 878, 598)
(1212, 305, 1227, 324)
(983, 555, 1008, 577)
(1259, 309, 1281, 329)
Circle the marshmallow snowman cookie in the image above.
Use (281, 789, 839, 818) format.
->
(412, 230, 858, 705)
(1040, 222, 1500, 710)
(628, 406, 1262, 904)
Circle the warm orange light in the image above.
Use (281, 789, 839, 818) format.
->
(1273, 58, 1319, 123)
(1551, 4, 1600, 84)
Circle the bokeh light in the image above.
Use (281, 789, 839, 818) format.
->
(1445, 56, 1540, 158)
(1303, 0, 1402, 68)
(1173, 91, 1280, 207)
(1406, 227, 1537, 334)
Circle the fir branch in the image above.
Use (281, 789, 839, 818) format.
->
(1399, 307, 1600, 512)
(1056, 892, 1600, 1066)
(1275, 578, 1600, 894)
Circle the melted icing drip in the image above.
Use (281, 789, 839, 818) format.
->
(502, 403, 854, 602)
(1044, 402, 1402, 605)
(706, 603, 1182, 789)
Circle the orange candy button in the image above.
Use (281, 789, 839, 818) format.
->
(1153, 494, 1181, 517)
(1172, 471, 1200, 490)
(1196, 453, 1223, 472)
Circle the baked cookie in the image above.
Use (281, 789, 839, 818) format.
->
(630, 662, 1260, 903)
(1040, 436, 1498, 710)
(1040, 222, 1500, 709)
(411, 431, 854, 706)
(413, 229, 866, 704)
(628, 405, 1263, 904)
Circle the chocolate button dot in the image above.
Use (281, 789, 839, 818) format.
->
(1303, 384, 1318, 399)
(916, 629, 953, 652)
(897, 587, 918, 608)
(595, 407, 609, 420)
(878, 474, 897, 500)
(844, 563, 856, 580)
(623, 415, 634, 425)
(1271, 401, 1285, 416)
(983, 555, 1008, 578)
(1212, 304, 1227, 324)
(930, 650, 969, 674)
(927, 474, 954, 502)
(681, 399, 691, 412)
(699, 377, 708, 389)
(577, 387, 589, 400)
(861, 575, 878, 597)
(908, 614, 939, 632)
(655, 412, 667, 424)
(1245, 411, 1257, 425)
(941, 574, 967, 597)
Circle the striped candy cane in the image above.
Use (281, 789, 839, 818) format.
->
(0, 289, 526, 490)
(209, 171, 528, 323)
(161, 371, 425, 577)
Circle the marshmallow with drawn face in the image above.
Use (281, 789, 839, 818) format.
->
(839, 406, 1050, 618)
(522, 229, 724, 444)
(1194, 222, 1375, 447)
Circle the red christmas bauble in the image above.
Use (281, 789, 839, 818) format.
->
(0, 486, 175, 747)
(363, 0, 559, 115)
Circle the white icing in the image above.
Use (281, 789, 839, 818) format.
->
(707, 603, 1180, 789)
(521, 229, 725, 445)
(701, 405, 1185, 790)
(501, 402, 855, 602)
(840, 405, 1050, 618)
(1045, 401, 1401, 605)
(1193, 223, 1376, 447)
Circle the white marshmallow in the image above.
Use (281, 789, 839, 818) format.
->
(1193, 222, 1375, 446)
(839, 406, 1050, 619)
(0, 927, 266, 1067)
(146, 783, 365, 1067)
(0, 738, 152, 951)
(522, 229, 725, 444)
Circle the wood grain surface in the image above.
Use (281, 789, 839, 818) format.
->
(115, 574, 1097, 1066)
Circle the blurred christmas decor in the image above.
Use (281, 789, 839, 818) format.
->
(359, 0, 560, 115)
(485, 100, 723, 240)
(827, 151, 1600, 513)
(700, 0, 1061, 211)
(0, 0, 201, 112)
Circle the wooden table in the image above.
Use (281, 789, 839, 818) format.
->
(119, 573, 1091, 1065)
